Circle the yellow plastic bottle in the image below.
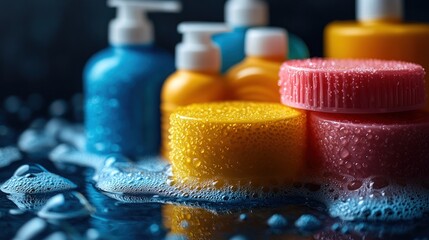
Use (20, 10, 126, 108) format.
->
(325, 0, 429, 110)
(161, 22, 229, 159)
(226, 27, 287, 102)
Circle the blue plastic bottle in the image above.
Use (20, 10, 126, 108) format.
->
(84, 0, 180, 157)
(213, 0, 309, 72)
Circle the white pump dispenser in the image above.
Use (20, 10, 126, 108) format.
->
(245, 27, 288, 58)
(108, 0, 181, 45)
(357, 0, 403, 22)
(225, 0, 268, 27)
(176, 22, 230, 72)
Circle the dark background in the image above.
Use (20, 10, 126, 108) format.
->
(1, 0, 429, 101)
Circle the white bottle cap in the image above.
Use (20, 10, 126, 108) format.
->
(108, 0, 181, 45)
(357, 0, 403, 22)
(245, 27, 288, 58)
(225, 0, 269, 27)
(176, 22, 230, 72)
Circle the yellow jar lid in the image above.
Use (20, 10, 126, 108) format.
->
(169, 101, 307, 187)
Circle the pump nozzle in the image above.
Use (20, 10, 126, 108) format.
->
(225, 0, 268, 27)
(245, 27, 288, 58)
(108, 0, 181, 45)
(357, 0, 403, 22)
(176, 22, 230, 72)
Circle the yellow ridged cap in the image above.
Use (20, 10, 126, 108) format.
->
(169, 102, 307, 186)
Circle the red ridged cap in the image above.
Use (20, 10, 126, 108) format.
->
(279, 59, 426, 113)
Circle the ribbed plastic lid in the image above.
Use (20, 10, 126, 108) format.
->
(279, 59, 426, 113)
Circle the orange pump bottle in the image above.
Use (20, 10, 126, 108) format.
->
(325, 0, 429, 109)
(226, 28, 287, 102)
(161, 23, 228, 159)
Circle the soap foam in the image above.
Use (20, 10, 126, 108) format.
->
(0, 164, 77, 194)
(92, 156, 429, 221)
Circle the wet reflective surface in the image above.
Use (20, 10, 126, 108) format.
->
(1, 95, 429, 240)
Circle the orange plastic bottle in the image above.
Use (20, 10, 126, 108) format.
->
(160, 23, 228, 159)
(226, 27, 287, 102)
(325, 0, 429, 110)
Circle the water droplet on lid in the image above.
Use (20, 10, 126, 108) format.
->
(340, 148, 350, 159)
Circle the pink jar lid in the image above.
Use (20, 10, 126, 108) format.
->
(308, 111, 429, 179)
(279, 59, 426, 113)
